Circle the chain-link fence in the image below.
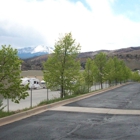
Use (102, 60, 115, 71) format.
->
(2, 81, 121, 112)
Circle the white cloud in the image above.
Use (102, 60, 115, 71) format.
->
(0, 0, 140, 52)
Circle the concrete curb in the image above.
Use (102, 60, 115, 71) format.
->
(0, 83, 130, 126)
(50, 106, 140, 115)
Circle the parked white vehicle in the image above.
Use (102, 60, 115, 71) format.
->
(40, 80, 46, 88)
(21, 77, 41, 89)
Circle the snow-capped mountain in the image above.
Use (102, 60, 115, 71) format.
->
(18, 45, 54, 59)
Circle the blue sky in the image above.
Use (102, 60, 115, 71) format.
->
(111, 0, 140, 22)
(70, 0, 91, 10)
(0, 0, 140, 52)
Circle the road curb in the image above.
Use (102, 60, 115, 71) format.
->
(0, 83, 130, 126)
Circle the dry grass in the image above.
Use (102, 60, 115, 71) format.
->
(21, 70, 43, 81)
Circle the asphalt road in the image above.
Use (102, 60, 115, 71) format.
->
(1, 82, 140, 140)
(65, 82, 140, 110)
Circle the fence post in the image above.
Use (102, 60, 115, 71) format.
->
(7, 98, 9, 112)
(30, 87, 32, 108)
(47, 88, 49, 101)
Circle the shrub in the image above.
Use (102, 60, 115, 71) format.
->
(73, 84, 89, 95)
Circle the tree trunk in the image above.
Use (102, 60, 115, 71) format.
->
(101, 78, 103, 89)
(115, 79, 118, 85)
(60, 85, 64, 98)
(101, 82, 103, 89)
(109, 80, 111, 87)
(88, 84, 89, 93)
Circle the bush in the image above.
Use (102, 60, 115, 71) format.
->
(73, 84, 89, 95)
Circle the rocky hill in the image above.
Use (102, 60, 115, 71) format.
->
(21, 46, 140, 71)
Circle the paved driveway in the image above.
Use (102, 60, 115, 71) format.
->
(1, 82, 140, 140)
(65, 82, 140, 109)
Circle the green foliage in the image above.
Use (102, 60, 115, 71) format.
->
(84, 58, 94, 92)
(73, 84, 89, 95)
(118, 61, 131, 83)
(112, 57, 121, 84)
(83, 54, 132, 88)
(131, 71, 140, 81)
(43, 33, 81, 98)
(104, 57, 131, 85)
(0, 45, 29, 103)
(104, 57, 115, 85)
(93, 52, 107, 89)
(0, 111, 15, 118)
(111, 57, 131, 84)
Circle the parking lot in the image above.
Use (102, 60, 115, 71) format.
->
(2, 83, 104, 111)
(3, 89, 60, 111)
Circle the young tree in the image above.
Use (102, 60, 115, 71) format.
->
(118, 60, 131, 83)
(84, 58, 94, 92)
(43, 33, 81, 98)
(122, 66, 131, 82)
(112, 57, 121, 84)
(131, 71, 140, 82)
(104, 57, 115, 86)
(0, 45, 29, 103)
(93, 52, 107, 89)
(107, 57, 131, 84)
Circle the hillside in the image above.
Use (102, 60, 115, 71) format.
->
(21, 46, 140, 71)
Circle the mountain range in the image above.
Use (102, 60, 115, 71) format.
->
(18, 45, 54, 59)
(21, 46, 140, 71)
